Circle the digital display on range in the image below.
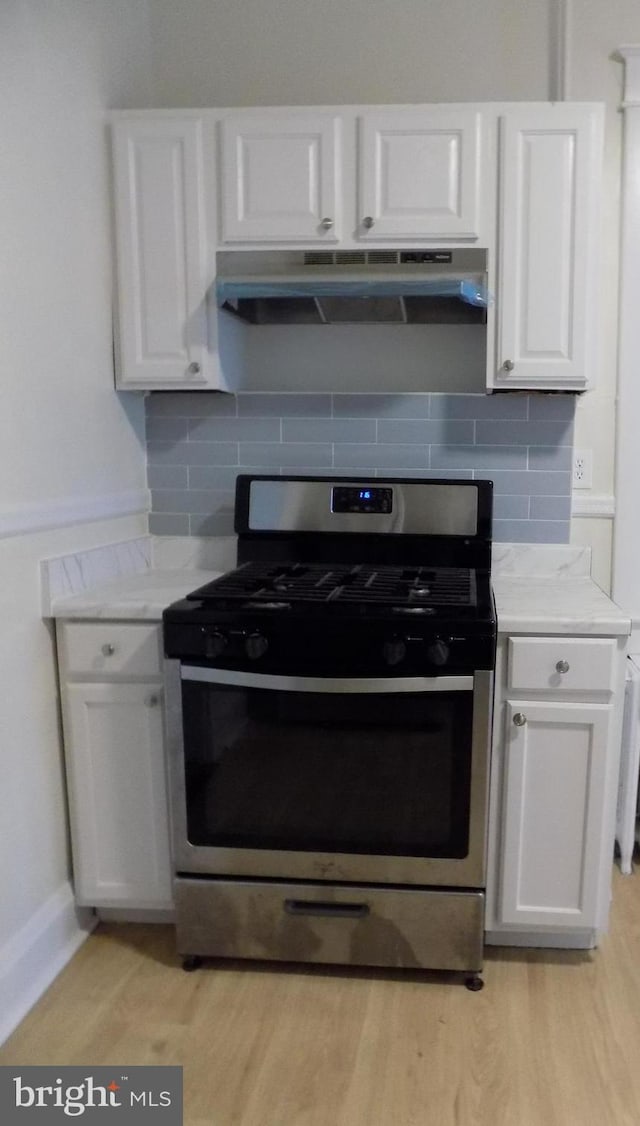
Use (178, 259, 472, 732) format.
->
(331, 486, 393, 514)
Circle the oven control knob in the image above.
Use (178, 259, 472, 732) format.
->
(383, 637, 407, 667)
(245, 632, 269, 660)
(202, 629, 228, 659)
(426, 638, 450, 667)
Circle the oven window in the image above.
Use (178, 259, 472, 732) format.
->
(181, 683, 473, 858)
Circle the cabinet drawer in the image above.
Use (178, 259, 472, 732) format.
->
(508, 636, 617, 694)
(58, 622, 162, 678)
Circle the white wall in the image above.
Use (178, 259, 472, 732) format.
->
(0, 0, 153, 511)
(148, 0, 553, 106)
(0, 0, 153, 1042)
(566, 1, 640, 592)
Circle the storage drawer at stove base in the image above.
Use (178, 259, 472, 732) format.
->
(174, 878, 485, 973)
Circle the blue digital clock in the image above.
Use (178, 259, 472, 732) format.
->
(331, 486, 393, 514)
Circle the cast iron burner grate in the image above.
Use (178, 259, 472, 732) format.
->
(189, 561, 477, 609)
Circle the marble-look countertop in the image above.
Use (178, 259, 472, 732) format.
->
(50, 569, 222, 620)
(51, 565, 631, 637)
(493, 575, 630, 636)
(45, 535, 630, 635)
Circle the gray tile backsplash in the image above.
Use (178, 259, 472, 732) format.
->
(145, 393, 576, 542)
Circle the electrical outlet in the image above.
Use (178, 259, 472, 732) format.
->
(572, 449, 593, 489)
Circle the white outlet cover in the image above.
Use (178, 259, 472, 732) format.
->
(573, 448, 593, 490)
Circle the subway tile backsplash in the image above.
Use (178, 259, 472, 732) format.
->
(145, 393, 575, 543)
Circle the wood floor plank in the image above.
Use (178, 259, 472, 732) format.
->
(2, 868, 640, 1125)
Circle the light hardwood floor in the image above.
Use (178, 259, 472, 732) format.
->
(2, 869, 640, 1126)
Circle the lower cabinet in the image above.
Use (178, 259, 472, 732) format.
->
(56, 618, 626, 939)
(57, 621, 173, 911)
(499, 698, 611, 929)
(486, 634, 627, 946)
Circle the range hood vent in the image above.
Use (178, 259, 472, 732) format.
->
(216, 248, 489, 326)
(303, 250, 399, 266)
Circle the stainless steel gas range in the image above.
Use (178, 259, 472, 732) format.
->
(163, 476, 496, 989)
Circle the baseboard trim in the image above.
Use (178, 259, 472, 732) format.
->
(485, 928, 596, 949)
(0, 882, 96, 1046)
(97, 906, 175, 924)
(0, 489, 149, 539)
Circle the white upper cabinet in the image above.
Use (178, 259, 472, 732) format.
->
(112, 115, 223, 390)
(111, 102, 604, 393)
(219, 107, 481, 245)
(358, 109, 481, 240)
(492, 104, 603, 391)
(220, 113, 342, 243)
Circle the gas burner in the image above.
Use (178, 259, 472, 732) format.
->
(188, 562, 478, 614)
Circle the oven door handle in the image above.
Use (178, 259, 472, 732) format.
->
(179, 666, 474, 693)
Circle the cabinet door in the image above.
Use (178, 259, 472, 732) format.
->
(499, 699, 611, 929)
(221, 113, 341, 242)
(62, 681, 173, 909)
(494, 105, 603, 389)
(358, 109, 481, 240)
(112, 116, 215, 389)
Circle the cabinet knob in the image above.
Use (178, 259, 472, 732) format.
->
(101, 643, 115, 657)
(502, 359, 515, 372)
(513, 712, 527, 727)
(556, 659, 570, 674)
(320, 217, 333, 231)
(187, 361, 201, 375)
(362, 215, 375, 229)
(146, 694, 160, 707)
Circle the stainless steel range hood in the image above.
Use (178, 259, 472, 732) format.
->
(216, 248, 488, 326)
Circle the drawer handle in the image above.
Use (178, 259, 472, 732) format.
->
(556, 660, 570, 674)
(284, 899, 370, 920)
(513, 712, 527, 727)
(146, 694, 160, 707)
(101, 643, 116, 657)
(320, 217, 333, 231)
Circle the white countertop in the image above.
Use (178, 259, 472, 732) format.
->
(50, 569, 223, 620)
(44, 535, 630, 635)
(50, 565, 631, 636)
(493, 575, 630, 636)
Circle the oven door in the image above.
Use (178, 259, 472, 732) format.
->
(164, 662, 493, 888)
